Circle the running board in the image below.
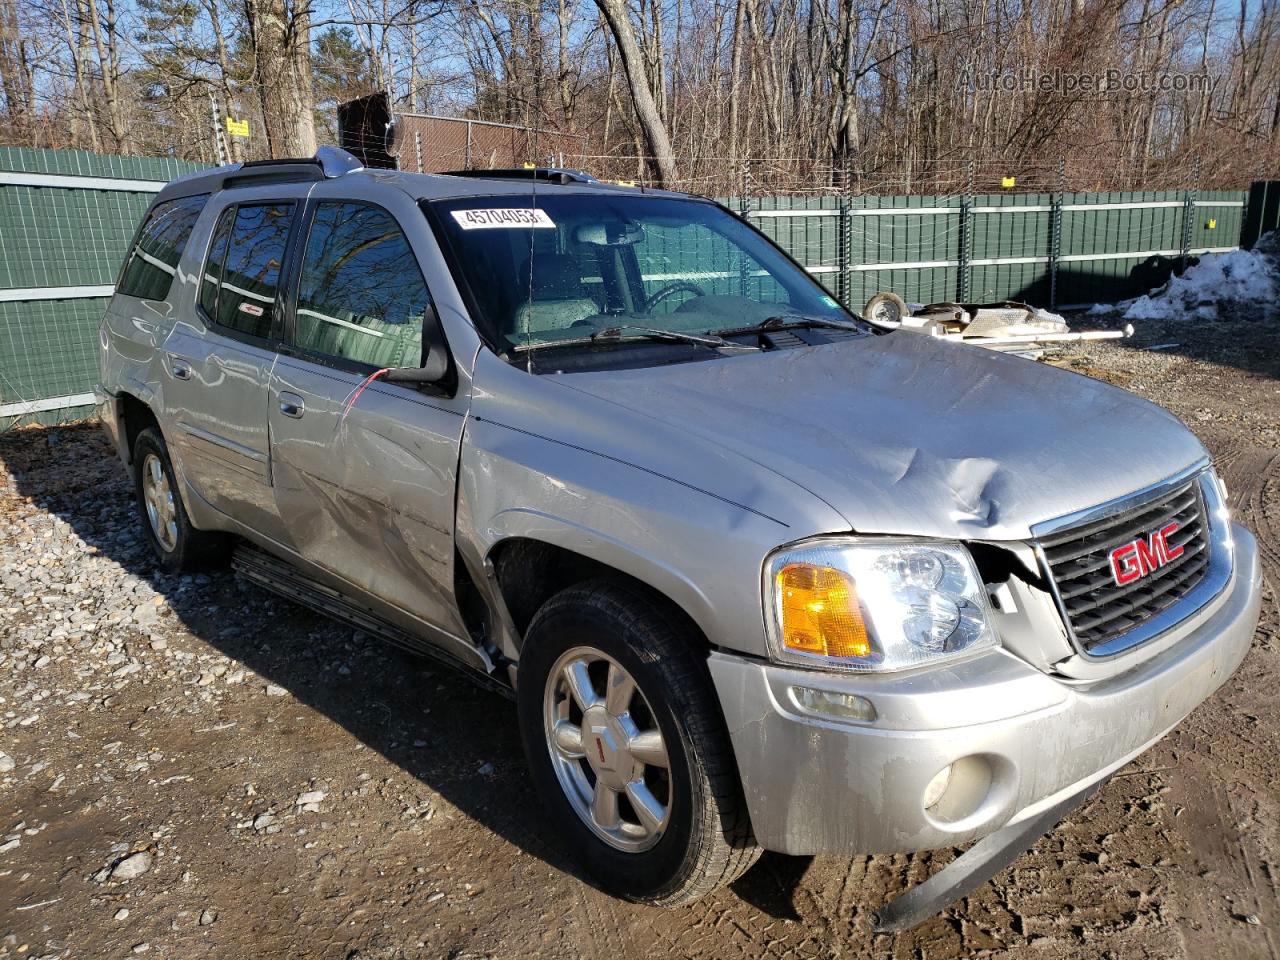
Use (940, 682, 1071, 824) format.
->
(231, 545, 513, 700)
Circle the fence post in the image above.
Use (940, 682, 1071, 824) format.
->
(1049, 158, 1064, 310)
(837, 194, 849, 307)
(414, 130, 423, 173)
(958, 160, 974, 302)
(465, 120, 473, 167)
(1179, 155, 1201, 269)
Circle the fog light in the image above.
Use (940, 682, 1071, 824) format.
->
(923, 764, 953, 809)
(789, 686, 876, 723)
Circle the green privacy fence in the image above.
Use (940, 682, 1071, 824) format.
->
(0, 145, 1253, 427)
(735, 189, 1246, 313)
(0, 148, 203, 427)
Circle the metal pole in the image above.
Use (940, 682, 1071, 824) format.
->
(958, 160, 974, 302)
(415, 130, 423, 173)
(1179, 155, 1201, 270)
(465, 120, 472, 167)
(208, 93, 228, 166)
(837, 193, 850, 308)
(1049, 157, 1065, 310)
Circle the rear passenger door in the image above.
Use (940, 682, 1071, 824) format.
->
(268, 184, 472, 646)
(163, 192, 299, 542)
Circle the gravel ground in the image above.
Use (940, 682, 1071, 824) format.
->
(1, 313, 1277, 959)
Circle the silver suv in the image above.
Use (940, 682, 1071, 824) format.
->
(97, 148, 1262, 928)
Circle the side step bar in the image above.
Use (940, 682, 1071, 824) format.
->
(231, 544, 513, 700)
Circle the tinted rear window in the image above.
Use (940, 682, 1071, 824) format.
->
(116, 194, 208, 300)
(200, 202, 295, 339)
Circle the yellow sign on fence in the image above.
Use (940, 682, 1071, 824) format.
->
(1001, 175, 1016, 188)
(226, 118, 250, 138)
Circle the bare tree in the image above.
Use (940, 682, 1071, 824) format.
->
(594, 0, 677, 183)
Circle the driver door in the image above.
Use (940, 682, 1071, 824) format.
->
(268, 185, 471, 643)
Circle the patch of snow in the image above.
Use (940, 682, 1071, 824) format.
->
(1085, 302, 1114, 316)
(1120, 245, 1276, 321)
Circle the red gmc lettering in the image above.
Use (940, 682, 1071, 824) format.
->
(1110, 541, 1142, 585)
(1108, 522, 1182, 586)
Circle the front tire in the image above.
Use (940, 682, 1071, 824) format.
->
(516, 579, 760, 905)
(132, 426, 229, 573)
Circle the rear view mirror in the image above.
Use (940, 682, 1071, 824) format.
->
(573, 221, 645, 246)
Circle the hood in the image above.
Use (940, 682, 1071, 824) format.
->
(557, 333, 1207, 541)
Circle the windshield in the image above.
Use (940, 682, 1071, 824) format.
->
(430, 193, 849, 353)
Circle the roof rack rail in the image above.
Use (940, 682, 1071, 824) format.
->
(233, 147, 364, 181)
(442, 167, 599, 185)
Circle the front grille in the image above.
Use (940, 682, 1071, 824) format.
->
(1039, 479, 1211, 651)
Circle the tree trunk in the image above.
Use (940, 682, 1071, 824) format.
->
(594, 0, 678, 185)
(726, 0, 745, 162)
(245, 0, 316, 157)
(83, 0, 124, 148)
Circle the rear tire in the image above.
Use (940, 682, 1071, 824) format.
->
(132, 426, 229, 573)
(516, 578, 760, 906)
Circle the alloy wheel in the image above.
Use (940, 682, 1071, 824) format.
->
(141, 453, 178, 552)
(543, 646, 672, 852)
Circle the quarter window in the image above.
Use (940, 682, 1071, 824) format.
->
(291, 202, 431, 368)
(200, 202, 295, 339)
(117, 194, 208, 300)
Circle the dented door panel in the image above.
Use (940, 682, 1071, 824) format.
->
(268, 356, 470, 638)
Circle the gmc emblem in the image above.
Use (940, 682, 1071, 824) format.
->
(1109, 523, 1184, 586)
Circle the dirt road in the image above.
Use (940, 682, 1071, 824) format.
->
(1, 314, 1277, 959)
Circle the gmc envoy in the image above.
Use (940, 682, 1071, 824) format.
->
(96, 148, 1262, 928)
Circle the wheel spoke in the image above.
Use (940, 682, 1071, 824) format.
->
(624, 780, 666, 835)
(591, 782, 620, 829)
(551, 719, 584, 759)
(563, 659, 601, 711)
(628, 730, 668, 768)
(149, 457, 163, 485)
(604, 662, 635, 716)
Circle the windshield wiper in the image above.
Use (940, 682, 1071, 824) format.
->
(711, 314, 864, 337)
(511, 324, 760, 353)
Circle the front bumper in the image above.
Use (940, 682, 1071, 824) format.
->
(710, 523, 1261, 856)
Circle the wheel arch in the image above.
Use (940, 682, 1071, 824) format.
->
(482, 519, 719, 657)
(117, 391, 159, 465)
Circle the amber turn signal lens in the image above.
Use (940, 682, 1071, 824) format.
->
(775, 563, 870, 659)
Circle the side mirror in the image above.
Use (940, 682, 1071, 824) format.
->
(382, 348, 448, 384)
(381, 307, 455, 395)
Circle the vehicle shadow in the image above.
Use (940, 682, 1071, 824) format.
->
(1, 423, 817, 921)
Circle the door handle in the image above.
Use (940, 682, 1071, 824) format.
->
(278, 392, 305, 418)
(170, 357, 192, 380)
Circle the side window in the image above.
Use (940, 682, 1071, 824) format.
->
(200, 202, 294, 339)
(291, 202, 431, 368)
(199, 207, 233, 319)
(117, 194, 208, 300)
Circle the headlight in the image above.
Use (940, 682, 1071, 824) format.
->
(763, 538, 998, 672)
